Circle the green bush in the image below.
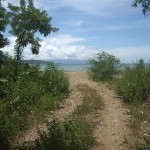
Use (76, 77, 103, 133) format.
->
(116, 59, 150, 102)
(43, 62, 69, 97)
(0, 53, 69, 147)
(88, 51, 120, 81)
(21, 118, 93, 150)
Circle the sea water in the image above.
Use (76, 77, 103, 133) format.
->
(40, 63, 91, 72)
(40, 63, 135, 72)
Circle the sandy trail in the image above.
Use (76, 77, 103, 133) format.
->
(68, 72, 132, 150)
(15, 71, 132, 150)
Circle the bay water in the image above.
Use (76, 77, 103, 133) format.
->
(40, 63, 90, 72)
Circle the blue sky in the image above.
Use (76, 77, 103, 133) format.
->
(2, 0, 150, 62)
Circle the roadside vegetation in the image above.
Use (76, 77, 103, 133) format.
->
(115, 59, 150, 103)
(114, 59, 150, 150)
(88, 52, 150, 149)
(0, 52, 69, 149)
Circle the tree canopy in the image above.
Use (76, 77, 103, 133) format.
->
(132, 0, 150, 15)
(8, 0, 58, 60)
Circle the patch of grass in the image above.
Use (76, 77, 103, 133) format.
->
(126, 102, 150, 150)
(72, 84, 104, 147)
(127, 102, 149, 135)
(115, 59, 150, 102)
(73, 84, 103, 117)
(136, 135, 150, 150)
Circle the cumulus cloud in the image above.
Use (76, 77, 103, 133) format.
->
(2, 34, 150, 62)
(2, 34, 97, 60)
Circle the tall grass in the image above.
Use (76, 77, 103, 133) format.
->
(73, 84, 103, 117)
(116, 59, 150, 102)
(113, 59, 150, 149)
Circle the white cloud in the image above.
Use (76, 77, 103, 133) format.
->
(51, 34, 85, 45)
(1, 35, 97, 60)
(2, 35, 150, 62)
(2, 36, 16, 57)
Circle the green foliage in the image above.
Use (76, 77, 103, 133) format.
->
(132, 0, 150, 15)
(0, 51, 18, 97)
(43, 62, 69, 97)
(26, 118, 93, 150)
(8, 0, 58, 60)
(136, 135, 150, 150)
(0, 53, 69, 147)
(116, 59, 150, 102)
(74, 84, 103, 117)
(88, 51, 120, 81)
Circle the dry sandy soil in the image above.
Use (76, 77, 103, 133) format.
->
(15, 71, 132, 150)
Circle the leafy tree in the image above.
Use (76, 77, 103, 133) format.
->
(132, 0, 150, 15)
(0, 0, 9, 49)
(88, 51, 120, 81)
(8, 0, 59, 61)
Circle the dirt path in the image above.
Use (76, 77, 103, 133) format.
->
(15, 71, 132, 149)
(68, 72, 132, 150)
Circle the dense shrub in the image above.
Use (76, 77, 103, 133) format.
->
(43, 62, 69, 97)
(0, 52, 69, 147)
(88, 51, 120, 81)
(21, 118, 93, 150)
(116, 59, 150, 102)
